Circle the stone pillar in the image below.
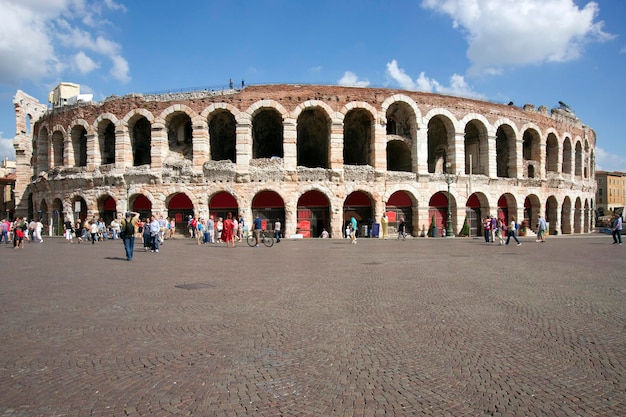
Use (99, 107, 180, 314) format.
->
(329, 119, 344, 171)
(65, 130, 74, 167)
(192, 118, 209, 169)
(417, 204, 430, 237)
(86, 132, 98, 171)
(116, 125, 132, 168)
(283, 118, 297, 172)
(372, 116, 386, 171)
(415, 126, 428, 175)
(538, 141, 546, 179)
(486, 134, 497, 178)
(235, 119, 251, 175)
(330, 195, 343, 239)
(150, 122, 166, 170)
(514, 138, 523, 179)
(450, 131, 464, 174)
(284, 199, 297, 237)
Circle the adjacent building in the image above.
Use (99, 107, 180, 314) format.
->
(595, 170, 626, 217)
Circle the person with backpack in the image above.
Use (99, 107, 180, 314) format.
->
(120, 211, 139, 261)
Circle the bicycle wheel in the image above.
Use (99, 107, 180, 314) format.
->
(262, 234, 274, 247)
(247, 234, 257, 247)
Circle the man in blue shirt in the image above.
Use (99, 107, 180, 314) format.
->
(612, 214, 622, 245)
(253, 214, 263, 247)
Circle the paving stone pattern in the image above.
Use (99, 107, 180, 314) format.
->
(0, 235, 624, 416)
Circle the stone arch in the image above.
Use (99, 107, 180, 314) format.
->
(250, 105, 285, 159)
(563, 136, 573, 175)
(524, 194, 541, 230)
(545, 195, 558, 234)
(295, 102, 333, 169)
(574, 140, 583, 177)
(161, 108, 194, 163)
(51, 127, 65, 167)
(494, 119, 518, 178)
(124, 110, 154, 167)
(206, 107, 237, 162)
(545, 130, 559, 174)
(344, 190, 375, 237)
(466, 191, 491, 237)
(97, 194, 118, 225)
(251, 189, 285, 232)
(343, 105, 375, 166)
(385, 190, 417, 236)
(462, 117, 489, 176)
(37, 126, 50, 174)
(381, 94, 422, 135)
(497, 193, 519, 224)
(95, 114, 118, 165)
(424, 110, 457, 174)
(521, 126, 541, 178)
(574, 197, 582, 233)
(296, 187, 333, 238)
(69, 121, 89, 167)
(166, 192, 195, 234)
(561, 196, 572, 234)
(428, 191, 458, 236)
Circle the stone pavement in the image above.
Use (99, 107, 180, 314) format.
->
(0, 234, 624, 416)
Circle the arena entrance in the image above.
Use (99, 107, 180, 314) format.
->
(251, 191, 285, 235)
(428, 192, 448, 237)
(466, 194, 482, 237)
(72, 196, 88, 223)
(386, 191, 413, 237)
(297, 190, 330, 238)
(208, 192, 238, 230)
(168, 193, 194, 236)
(131, 194, 152, 221)
(98, 196, 117, 226)
(344, 191, 373, 238)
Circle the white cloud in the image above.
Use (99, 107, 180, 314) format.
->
(595, 147, 626, 172)
(386, 59, 484, 99)
(421, 0, 615, 75)
(0, 131, 15, 161)
(0, 0, 129, 85)
(73, 51, 99, 74)
(338, 71, 370, 87)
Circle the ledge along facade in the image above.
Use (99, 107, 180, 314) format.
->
(12, 84, 597, 238)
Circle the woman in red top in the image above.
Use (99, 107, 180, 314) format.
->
(222, 212, 234, 248)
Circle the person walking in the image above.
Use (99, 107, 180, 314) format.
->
(207, 215, 215, 243)
(34, 218, 43, 243)
(612, 214, 623, 245)
(253, 214, 262, 247)
(149, 215, 161, 252)
(536, 215, 547, 243)
(64, 217, 74, 243)
(120, 212, 139, 261)
(350, 216, 358, 244)
(1, 218, 9, 244)
(397, 217, 406, 240)
(274, 218, 281, 243)
(223, 212, 234, 248)
(506, 216, 521, 246)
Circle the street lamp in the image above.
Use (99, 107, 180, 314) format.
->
(444, 162, 458, 238)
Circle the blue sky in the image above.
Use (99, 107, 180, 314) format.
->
(0, 0, 624, 171)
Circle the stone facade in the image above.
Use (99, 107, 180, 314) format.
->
(13, 84, 596, 238)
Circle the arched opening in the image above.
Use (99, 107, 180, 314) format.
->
(427, 116, 453, 174)
(130, 117, 151, 166)
(386, 191, 413, 236)
(99, 120, 116, 165)
(464, 120, 487, 175)
(38, 199, 49, 231)
(209, 110, 236, 162)
(297, 108, 330, 168)
(545, 196, 558, 235)
(98, 195, 117, 226)
(523, 195, 540, 232)
(584, 199, 590, 233)
(208, 191, 238, 229)
(428, 192, 451, 237)
(343, 191, 373, 238)
(37, 127, 49, 173)
(251, 191, 285, 234)
(52, 131, 64, 167)
(167, 112, 193, 162)
(561, 197, 572, 234)
(562, 137, 572, 175)
(52, 198, 63, 236)
(574, 198, 582, 233)
(386, 101, 416, 139)
(496, 124, 515, 178)
(497, 194, 517, 224)
(546, 133, 559, 174)
(465, 193, 487, 237)
(523, 129, 540, 178)
(252, 109, 284, 159)
(386, 140, 412, 172)
(298, 190, 331, 238)
(72, 196, 88, 223)
(131, 194, 152, 220)
(71, 125, 87, 167)
(343, 108, 372, 166)
(575, 142, 583, 177)
(168, 193, 194, 236)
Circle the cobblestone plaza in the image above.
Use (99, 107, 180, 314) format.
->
(0, 235, 623, 416)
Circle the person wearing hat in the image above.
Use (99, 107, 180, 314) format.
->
(120, 211, 139, 260)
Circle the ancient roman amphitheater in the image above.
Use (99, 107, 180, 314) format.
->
(12, 84, 596, 238)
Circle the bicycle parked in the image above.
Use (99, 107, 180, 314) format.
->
(247, 230, 274, 247)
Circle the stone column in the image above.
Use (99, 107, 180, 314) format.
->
(450, 131, 465, 174)
(415, 126, 428, 175)
(192, 118, 209, 169)
(486, 134, 497, 178)
(86, 132, 98, 171)
(329, 119, 344, 171)
(235, 118, 251, 175)
(115, 125, 131, 168)
(150, 123, 166, 170)
(372, 116, 386, 171)
(283, 118, 297, 172)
